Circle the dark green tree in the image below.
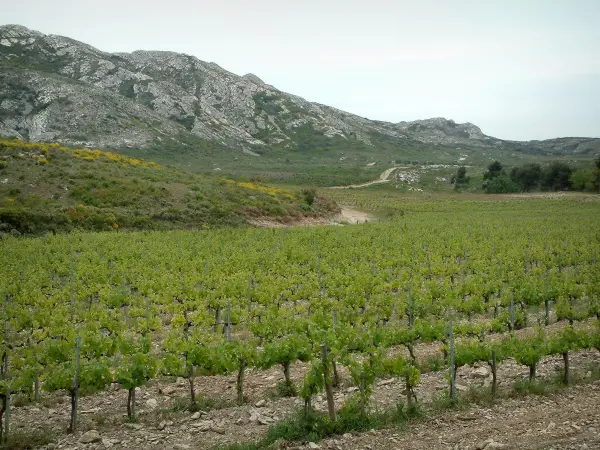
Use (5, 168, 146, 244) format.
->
(541, 162, 573, 191)
(483, 161, 503, 180)
(451, 166, 470, 188)
(510, 163, 541, 192)
(484, 174, 520, 193)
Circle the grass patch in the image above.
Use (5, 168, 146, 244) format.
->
(0, 427, 56, 450)
(266, 381, 297, 399)
(220, 399, 422, 450)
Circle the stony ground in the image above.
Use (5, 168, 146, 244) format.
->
(10, 319, 600, 450)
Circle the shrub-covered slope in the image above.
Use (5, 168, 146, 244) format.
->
(0, 139, 338, 235)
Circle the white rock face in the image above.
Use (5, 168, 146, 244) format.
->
(1, 24, 597, 158)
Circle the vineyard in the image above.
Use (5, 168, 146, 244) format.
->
(1, 195, 600, 449)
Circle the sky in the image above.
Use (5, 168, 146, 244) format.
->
(3, 0, 600, 140)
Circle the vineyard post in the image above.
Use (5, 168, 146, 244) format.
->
(509, 291, 515, 333)
(3, 355, 8, 445)
(359, 370, 366, 417)
(494, 290, 500, 318)
(226, 299, 232, 343)
(563, 351, 570, 385)
(320, 345, 336, 422)
(236, 359, 247, 405)
(145, 296, 149, 332)
(427, 251, 431, 278)
(332, 311, 339, 387)
(490, 350, 497, 397)
(69, 336, 81, 433)
(70, 258, 75, 319)
(449, 318, 456, 404)
(247, 276, 252, 314)
(2, 292, 10, 444)
(408, 286, 413, 328)
(545, 270, 550, 326)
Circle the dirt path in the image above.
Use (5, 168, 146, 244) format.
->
(337, 208, 374, 224)
(328, 167, 400, 189)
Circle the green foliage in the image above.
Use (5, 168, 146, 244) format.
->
(483, 173, 520, 193)
(510, 163, 541, 192)
(451, 166, 469, 188)
(541, 162, 573, 191)
(302, 188, 316, 207)
(510, 330, 547, 373)
(570, 169, 596, 192)
(116, 335, 157, 390)
(483, 161, 503, 180)
(0, 427, 55, 450)
(0, 138, 336, 235)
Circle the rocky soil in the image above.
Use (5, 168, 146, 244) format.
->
(9, 318, 600, 450)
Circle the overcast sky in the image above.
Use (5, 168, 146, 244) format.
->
(4, 0, 600, 140)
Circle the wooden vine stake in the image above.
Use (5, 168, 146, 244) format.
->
(320, 345, 336, 422)
(545, 270, 550, 326)
(226, 300, 232, 343)
(1, 292, 10, 444)
(490, 350, 497, 397)
(509, 291, 515, 333)
(449, 318, 456, 404)
(359, 370, 366, 417)
(331, 311, 339, 387)
(69, 336, 81, 433)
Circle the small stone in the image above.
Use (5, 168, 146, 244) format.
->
(194, 420, 213, 432)
(174, 445, 191, 450)
(378, 378, 394, 386)
(258, 416, 271, 425)
(255, 399, 267, 407)
(346, 387, 358, 393)
(585, 371, 592, 379)
(80, 430, 101, 444)
(191, 411, 202, 420)
(456, 383, 468, 392)
(211, 424, 226, 434)
(484, 442, 506, 449)
(157, 421, 167, 431)
(145, 398, 158, 409)
(308, 443, 320, 449)
(471, 367, 490, 379)
(547, 422, 556, 431)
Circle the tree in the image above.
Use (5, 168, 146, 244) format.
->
(451, 166, 470, 189)
(484, 173, 520, 194)
(541, 162, 572, 191)
(570, 169, 595, 192)
(510, 163, 541, 192)
(483, 161, 503, 180)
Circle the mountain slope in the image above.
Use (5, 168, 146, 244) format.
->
(0, 138, 337, 235)
(1, 24, 598, 180)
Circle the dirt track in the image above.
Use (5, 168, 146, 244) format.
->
(328, 167, 400, 189)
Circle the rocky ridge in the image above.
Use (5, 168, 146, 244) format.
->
(1, 24, 599, 158)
